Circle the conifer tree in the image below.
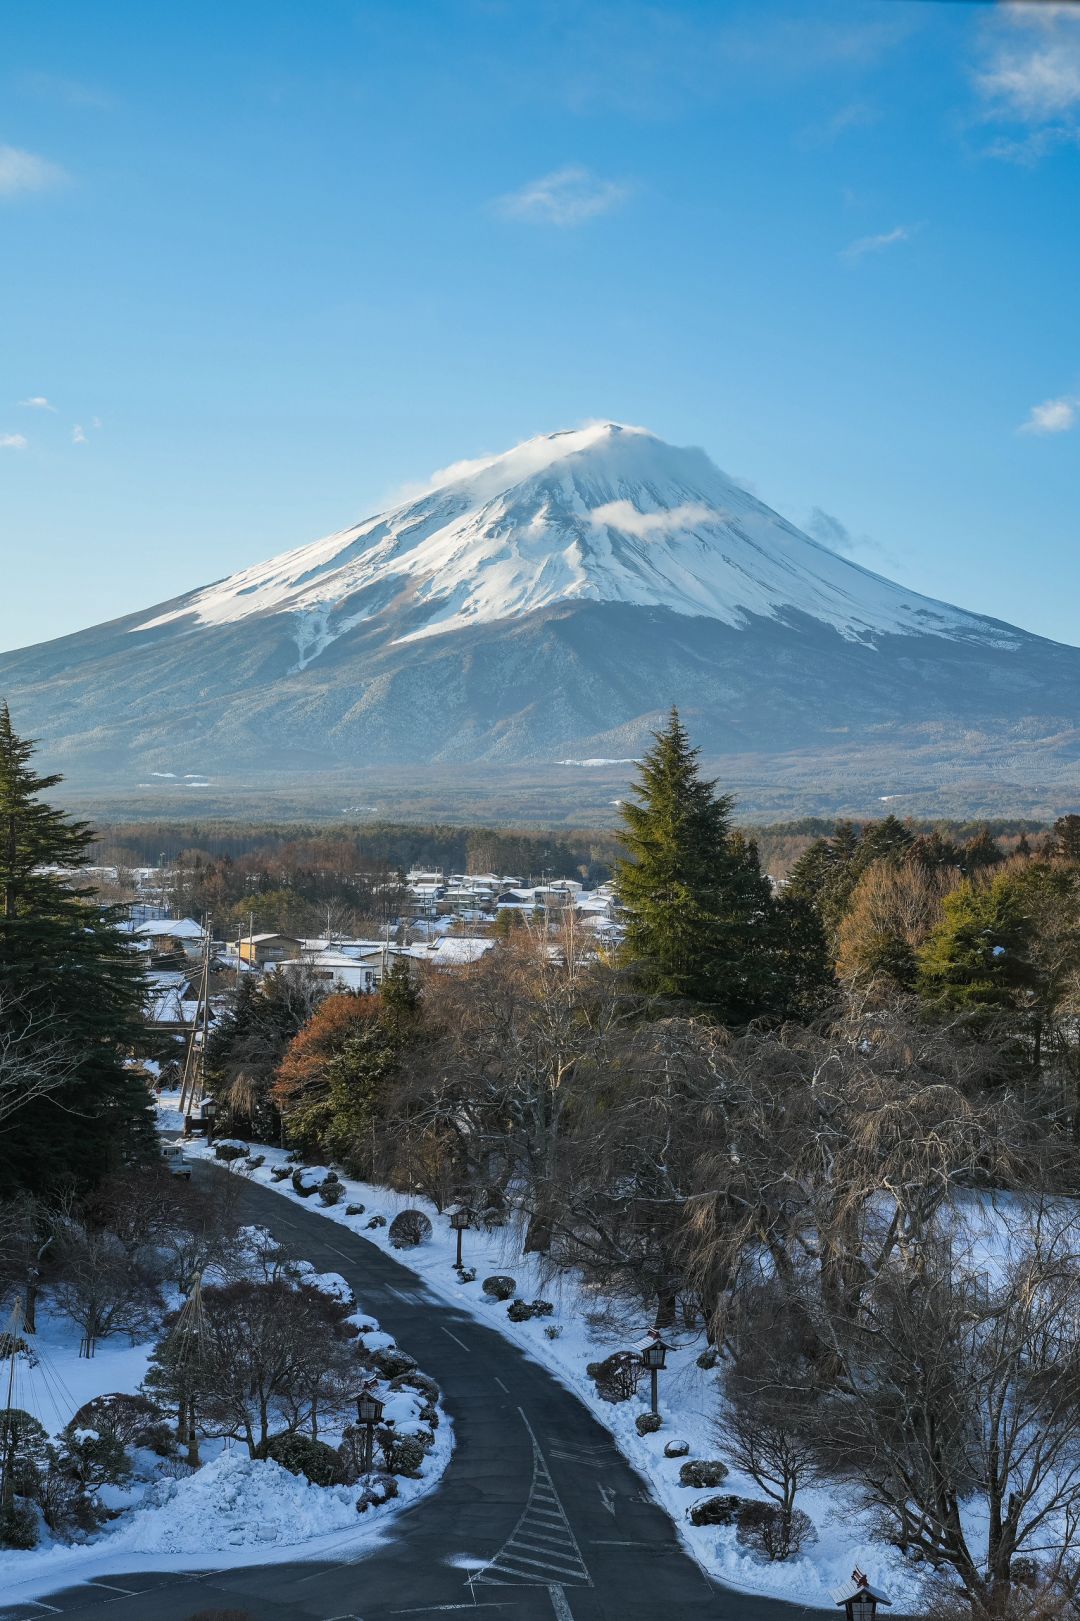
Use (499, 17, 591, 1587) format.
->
(917, 873, 1037, 1016)
(616, 709, 775, 1019)
(0, 704, 152, 1192)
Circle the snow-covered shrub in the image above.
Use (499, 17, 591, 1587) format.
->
(58, 1424, 131, 1491)
(356, 1471, 399, 1511)
(372, 1346, 417, 1379)
(213, 1139, 247, 1162)
(346, 1202, 366, 1216)
(0, 1500, 37, 1549)
(696, 1347, 719, 1370)
(291, 1165, 336, 1197)
(664, 1438, 690, 1458)
(636, 1412, 662, 1436)
(544, 1324, 561, 1339)
(457, 1266, 477, 1283)
(366, 1214, 386, 1229)
(376, 1426, 426, 1477)
(734, 1500, 816, 1561)
(318, 1181, 344, 1206)
(482, 1274, 516, 1300)
(507, 1298, 553, 1322)
(687, 1493, 749, 1528)
(270, 1166, 290, 1182)
(244, 1153, 265, 1170)
(586, 1352, 640, 1404)
(390, 1370, 439, 1403)
(389, 1208, 433, 1248)
(263, 1432, 342, 1487)
(679, 1458, 728, 1488)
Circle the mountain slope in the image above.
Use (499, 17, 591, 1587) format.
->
(1, 422, 1077, 812)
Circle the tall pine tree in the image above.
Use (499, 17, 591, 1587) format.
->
(616, 709, 776, 1020)
(0, 704, 153, 1192)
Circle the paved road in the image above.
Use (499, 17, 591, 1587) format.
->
(2, 1169, 837, 1621)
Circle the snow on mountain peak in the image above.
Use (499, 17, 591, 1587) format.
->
(132, 423, 1017, 665)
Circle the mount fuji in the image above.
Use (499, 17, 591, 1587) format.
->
(2, 422, 1078, 814)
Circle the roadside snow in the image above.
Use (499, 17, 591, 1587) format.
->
(158, 1097, 915, 1610)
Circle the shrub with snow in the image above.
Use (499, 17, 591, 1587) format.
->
(389, 1209, 433, 1249)
(507, 1298, 553, 1322)
(318, 1181, 344, 1206)
(356, 1472, 398, 1512)
(291, 1166, 336, 1197)
(213, 1139, 247, 1162)
(376, 1427, 426, 1477)
(482, 1274, 516, 1300)
(734, 1500, 816, 1561)
(346, 1202, 366, 1216)
(688, 1492, 750, 1528)
(262, 1432, 342, 1487)
(664, 1437, 690, 1458)
(679, 1458, 728, 1488)
(366, 1214, 386, 1229)
(636, 1412, 662, 1436)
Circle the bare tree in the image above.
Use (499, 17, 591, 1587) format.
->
(50, 1224, 162, 1357)
(0, 1000, 79, 1129)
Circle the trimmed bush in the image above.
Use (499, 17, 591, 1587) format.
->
(318, 1181, 344, 1206)
(244, 1154, 265, 1171)
(72, 1392, 165, 1449)
(0, 1499, 38, 1549)
(389, 1209, 433, 1249)
(635, 1412, 662, 1436)
(372, 1347, 417, 1379)
(291, 1166, 335, 1197)
(270, 1166, 290, 1182)
(587, 1352, 640, 1404)
(482, 1275, 516, 1301)
(679, 1459, 729, 1489)
(376, 1428, 426, 1477)
(366, 1214, 386, 1229)
(457, 1266, 477, 1284)
(263, 1432, 342, 1487)
(213, 1141, 247, 1162)
(544, 1324, 561, 1340)
(346, 1203, 366, 1216)
(696, 1347, 719, 1370)
(735, 1501, 816, 1561)
(389, 1370, 440, 1403)
(507, 1299, 553, 1323)
(664, 1438, 690, 1459)
(688, 1493, 750, 1529)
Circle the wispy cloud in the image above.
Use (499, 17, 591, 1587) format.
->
(18, 395, 56, 412)
(0, 433, 28, 451)
(0, 144, 67, 198)
(805, 507, 896, 567)
(589, 500, 714, 538)
(21, 71, 113, 111)
(1020, 395, 1078, 435)
(975, 4, 1080, 161)
(72, 423, 87, 445)
(841, 223, 916, 260)
(799, 100, 879, 149)
(495, 165, 629, 227)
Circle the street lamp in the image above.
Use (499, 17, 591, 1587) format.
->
(199, 1096, 218, 1144)
(635, 1331, 671, 1417)
(355, 1382, 385, 1475)
(447, 1204, 470, 1270)
(835, 1570, 891, 1620)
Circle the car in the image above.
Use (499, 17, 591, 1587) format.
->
(161, 1141, 193, 1180)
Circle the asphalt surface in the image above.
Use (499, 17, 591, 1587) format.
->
(1, 1167, 837, 1621)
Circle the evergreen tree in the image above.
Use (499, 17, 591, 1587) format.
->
(917, 874, 1037, 1017)
(0, 705, 153, 1192)
(1053, 815, 1080, 863)
(615, 709, 776, 1019)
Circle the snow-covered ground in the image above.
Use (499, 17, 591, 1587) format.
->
(0, 1205, 451, 1608)
(158, 1096, 917, 1611)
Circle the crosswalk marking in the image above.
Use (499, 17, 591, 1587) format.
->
(472, 1413, 590, 1590)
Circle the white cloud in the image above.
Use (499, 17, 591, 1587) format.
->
(72, 423, 87, 444)
(804, 506, 896, 566)
(976, 5, 1080, 160)
(0, 433, 28, 450)
(18, 395, 55, 411)
(0, 144, 67, 198)
(842, 224, 914, 260)
(589, 499, 715, 538)
(1020, 395, 1078, 435)
(495, 165, 629, 227)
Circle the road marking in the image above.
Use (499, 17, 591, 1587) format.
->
(441, 1326, 471, 1352)
(548, 1587, 575, 1621)
(323, 1242, 356, 1262)
(494, 1375, 510, 1393)
(597, 1484, 616, 1516)
(84, 1580, 138, 1594)
(472, 1411, 590, 1590)
(392, 1606, 511, 1614)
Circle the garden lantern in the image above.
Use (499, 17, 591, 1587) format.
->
(355, 1382, 385, 1474)
(635, 1331, 671, 1417)
(199, 1095, 218, 1143)
(447, 1204, 470, 1270)
(835, 1570, 891, 1620)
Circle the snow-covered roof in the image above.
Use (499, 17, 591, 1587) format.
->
(121, 917, 205, 940)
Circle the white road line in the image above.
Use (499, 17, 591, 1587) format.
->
(548, 1587, 575, 1621)
(323, 1242, 356, 1262)
(84, 1580, 138, 1594)
(597, 1484, 616, 1516)
(500, 1550, 586, 1577)
(440, 1325, 471, 1352)
(494, 1375, 510, 1393)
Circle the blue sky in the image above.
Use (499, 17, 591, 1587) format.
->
(1, 0, 1077, 651)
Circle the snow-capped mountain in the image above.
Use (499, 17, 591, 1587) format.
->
(133, 422, 1014, 661)
(1, 422, 1077, 811)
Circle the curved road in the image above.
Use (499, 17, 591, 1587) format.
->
(2, 1169, 836, 1621)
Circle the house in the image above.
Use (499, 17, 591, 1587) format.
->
(238, 932, 303, 966)
(119, 916, 208, 960)
(289, 950, 378, 994)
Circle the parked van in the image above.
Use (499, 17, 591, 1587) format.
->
(161, 1141, 193, 1180)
